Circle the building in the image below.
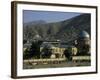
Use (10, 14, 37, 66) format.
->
(77, 31, 90, 55)
(40, 41, 77, 59)
(23, 34, 79, 59)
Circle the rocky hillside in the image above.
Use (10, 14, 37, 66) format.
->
(23, 14, 91, 42)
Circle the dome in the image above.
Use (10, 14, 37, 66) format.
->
(33, 34, 42, 40)
(79, 31, 90, 38)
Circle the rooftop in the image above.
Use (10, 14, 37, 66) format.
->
(79, 31, 90, 38)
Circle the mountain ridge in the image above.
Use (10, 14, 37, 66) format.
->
(23, 13, 91, 43)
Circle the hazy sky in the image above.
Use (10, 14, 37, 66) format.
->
(23, 10, 82, 23)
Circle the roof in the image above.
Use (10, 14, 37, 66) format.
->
(40, 41, 75, 49)
(79, 31, 90, 38)
(40, 42, 55, 49)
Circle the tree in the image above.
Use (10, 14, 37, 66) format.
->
(23, 48, 30, 59)
(41, 44, 53, 58)
(81, 44, 90, 55)
(29, 40, 43, 59)
(64, 47, 72, 61)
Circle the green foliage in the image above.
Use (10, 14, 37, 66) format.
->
(41, 46, 53, 58)
(64, 49, 72, 61)
(29, 40, 43, 59)
(78, 44, 90, 55)
(23, 48, 30, 59)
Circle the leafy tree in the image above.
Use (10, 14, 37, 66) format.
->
(23, 48, 30, 59)
(64, 48, 72, 61)
(29, 40, 43, 59)
(80, 44, 90, 55)
(41, 44, 53, 58)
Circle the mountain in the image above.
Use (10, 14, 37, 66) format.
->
(23, 14, 91, 43)
(24, 20, 47, 27)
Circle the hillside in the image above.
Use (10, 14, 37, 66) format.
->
(23, 14, 91, 42)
